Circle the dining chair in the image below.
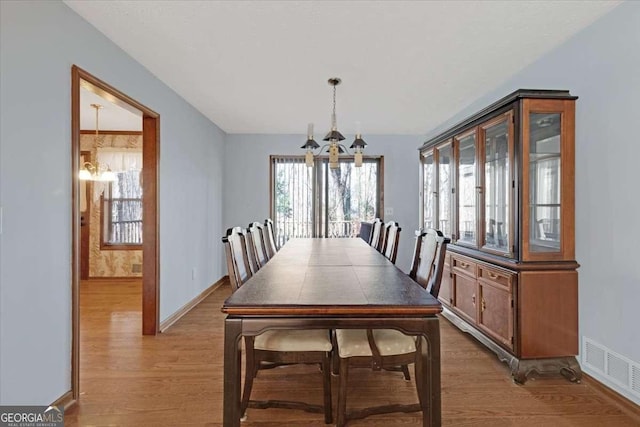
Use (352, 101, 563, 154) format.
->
(358, 221, 374, 243)
(222, 227, 334, 423)
(263, 218, 278, 258)
(247, 221, 270, 270)
(222, 227, 254, 291)
(370, 218, 383, 251)
(381, 221, 401, 264)
(409, 228, 451, 295)
(334, 228, 449, 427)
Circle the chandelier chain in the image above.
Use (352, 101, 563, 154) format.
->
(332, 84, 337, 129)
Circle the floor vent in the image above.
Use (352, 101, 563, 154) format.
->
(582, 337, 640, 400)
(632, 364, 640, 395)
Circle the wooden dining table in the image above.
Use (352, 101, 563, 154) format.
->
(221, 237, 443, 426)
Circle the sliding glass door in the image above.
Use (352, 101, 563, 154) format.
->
(271, 156, 383, 246)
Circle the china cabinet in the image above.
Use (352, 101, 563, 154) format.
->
(419, 89, 579, 384)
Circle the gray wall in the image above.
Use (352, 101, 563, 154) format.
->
(224, 134, 423, 273)
(0, 1, 226, 404)
(424, 1, 640, 403)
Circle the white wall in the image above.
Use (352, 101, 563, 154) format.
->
(424, 1, 640, 404)
(224, 134, 423, 273)
(0, 1, 226, 404)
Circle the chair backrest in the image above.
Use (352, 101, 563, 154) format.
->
(222, 227, 254, 292)
(409, 228, 450, 297)
(358, 221, 374, 243)
(370, 218, 383, 251)
(247, 222, 269, 270)
(382, 221, 401, 264)
(263, 218, 278, 258)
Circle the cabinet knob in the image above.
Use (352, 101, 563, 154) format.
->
(487, 271, 499, 280)
(472, 294, 476, 305)
(481, 298, 486, 312)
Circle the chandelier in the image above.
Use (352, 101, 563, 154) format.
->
(301, 77, 367, 169)
(79, 103, 117, 182)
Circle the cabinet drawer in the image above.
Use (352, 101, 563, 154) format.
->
(452, 255, 477, 278)
(478, 265, 514, 291)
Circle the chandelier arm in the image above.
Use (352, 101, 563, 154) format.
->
(309, 143, 354, 156)
(339, 143, 351, 154)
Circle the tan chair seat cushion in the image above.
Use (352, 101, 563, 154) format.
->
(336, 329, 416, 358)
(254, 329, 332, 352)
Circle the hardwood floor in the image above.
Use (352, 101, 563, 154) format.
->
(65, 279, 639, 426)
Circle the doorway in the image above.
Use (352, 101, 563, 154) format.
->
(71, 65, 160, 402)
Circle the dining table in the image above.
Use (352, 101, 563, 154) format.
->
(221, 237, 443, 426)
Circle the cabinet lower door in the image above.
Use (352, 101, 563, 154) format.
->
(452, 273, 477, 324)
(477, 281, 514, 350)
(439, 264, 453, 307)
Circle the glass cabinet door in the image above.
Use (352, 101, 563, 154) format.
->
(422, 151, 436, 229)
(436, 142, 453, 239)
(528, 112, 562, 253)
(482, 115, 512, 255)
(456, 131, 477, 246)
(523, 97, 575, 261)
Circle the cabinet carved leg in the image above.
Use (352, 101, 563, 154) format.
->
(442, 308, 582, 386)
(511, 357, 582, 385)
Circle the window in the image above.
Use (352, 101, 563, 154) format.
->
(98, 148, 142, 248)
(271, 156, 383, 246)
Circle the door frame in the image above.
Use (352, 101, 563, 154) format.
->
(71, 65, 160, 402)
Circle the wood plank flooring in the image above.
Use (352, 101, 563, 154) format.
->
(65, 279, 639, 426)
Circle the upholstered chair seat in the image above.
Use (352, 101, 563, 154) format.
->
(255, 329, 333, 352)
(336, 329, 416, 358)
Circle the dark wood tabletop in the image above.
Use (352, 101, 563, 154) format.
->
(222, 238, 443, 316)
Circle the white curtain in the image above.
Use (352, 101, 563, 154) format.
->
(93, 148, 142, 201)
(96, 147, 142, 172)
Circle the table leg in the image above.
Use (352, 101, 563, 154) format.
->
(421, 317, 441, 427)
(223, 317, 242, 427)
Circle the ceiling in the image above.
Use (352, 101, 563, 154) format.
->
(80, 85, 142, 131)
(65, 1, 620, 135)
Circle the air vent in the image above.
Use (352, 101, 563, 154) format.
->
(607, 353, 629, 387)
(583, 339, 605, 373)
(131, 263, 142, 273)
(632, 365, 640, 395)
(583, 337, 640, 401)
